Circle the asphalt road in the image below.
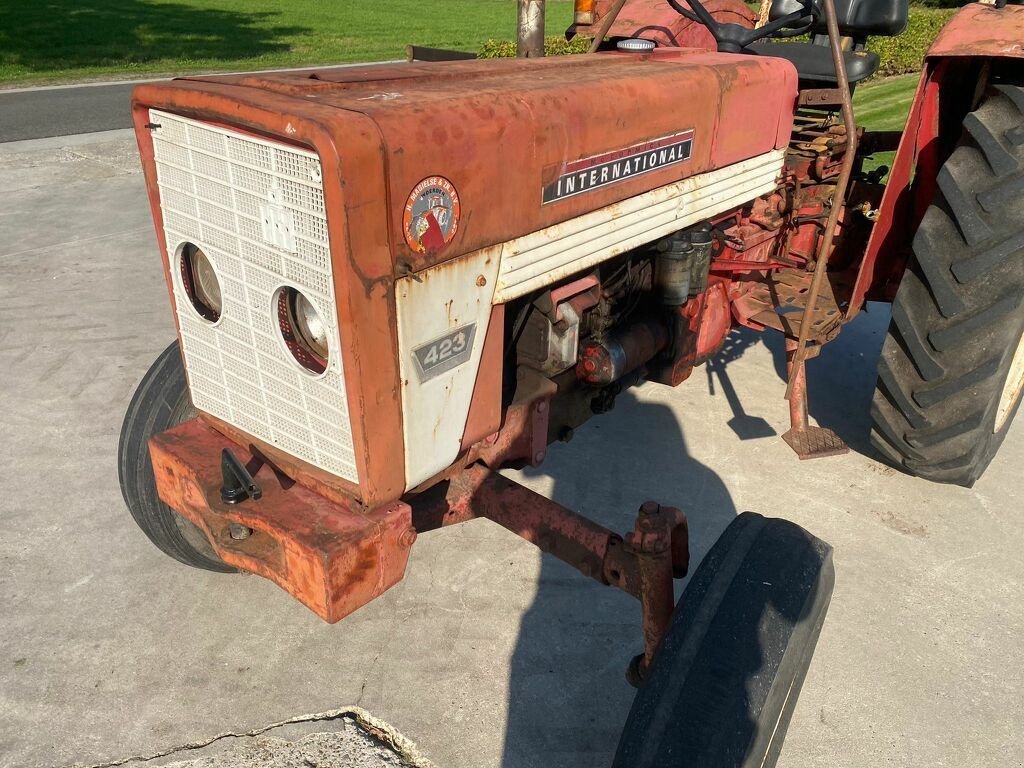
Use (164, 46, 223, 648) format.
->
(0, 83, 137, 142)
(2, 131, 1022, 768)
(0, 63, 399, 143)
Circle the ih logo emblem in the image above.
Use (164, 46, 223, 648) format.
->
(260, 185, 297, 252)
(403, 176, 461, 255)
(412, 324, 476, 382)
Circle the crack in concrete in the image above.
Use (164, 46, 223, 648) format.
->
(64, 706, 436, 768)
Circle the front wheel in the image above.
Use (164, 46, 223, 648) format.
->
(118, 341, 235, 572)
(872, 81, 1024, 487)
(613, 513, 834, 768)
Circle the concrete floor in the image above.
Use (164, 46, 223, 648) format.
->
(1, 133, 1021, 768)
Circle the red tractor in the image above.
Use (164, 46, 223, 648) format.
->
(118, 0, 1024, 764)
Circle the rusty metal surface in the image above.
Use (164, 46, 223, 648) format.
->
(782, 425, 849, 459)
(927, 3, 1024, 59)
(577, 318, 669, 385)
(180, 53, 796, 274)
(411, 463, 688, 679)
(784, 0, 858, 398)
(577, 0, 755, 49)
(149, 418, 414, 623)
(782, 339, 848, 460)
(797, 88, 845, 107)
(460, 304, 506, 452)
(624, 502, 686, 681)
(477, 367, 557, 468)
(732, 268, 847, 342)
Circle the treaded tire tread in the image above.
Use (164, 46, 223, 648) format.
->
(118, 342, 235, 572)
(613, 513, 834, 768)
(871, 84, 1024, 487)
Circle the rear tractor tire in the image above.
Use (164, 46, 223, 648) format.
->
(118, 341, 235, 572)
(872, 82, 1024, 486)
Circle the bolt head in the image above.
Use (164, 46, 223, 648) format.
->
(639, 501, 660, 517)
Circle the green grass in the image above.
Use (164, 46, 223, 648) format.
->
(853, 73, 919, 174)
(854, 73, 919, 132)
(0, 0, 575, 86)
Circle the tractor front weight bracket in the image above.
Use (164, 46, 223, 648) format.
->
(413, 464, 689, 687)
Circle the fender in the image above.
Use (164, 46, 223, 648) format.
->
(928, 1, 1024, 59)
(850, 1, 1024, 315)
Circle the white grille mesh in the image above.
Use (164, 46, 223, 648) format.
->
(149, 109, 358, 483)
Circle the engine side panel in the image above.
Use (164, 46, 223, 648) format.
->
(398, 149, 785, 489)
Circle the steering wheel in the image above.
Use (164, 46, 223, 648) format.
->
(667, 0, 819, 53)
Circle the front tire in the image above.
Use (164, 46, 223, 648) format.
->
(613, 513, 834, 768)
(871, 82, 1024, 487)
(118, 341, 235, 572)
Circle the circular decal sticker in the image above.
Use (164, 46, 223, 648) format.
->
(403, 176, 461, 255)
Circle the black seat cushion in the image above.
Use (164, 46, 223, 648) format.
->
(768, 0, 908, 38)
(746, 41, 880, 84)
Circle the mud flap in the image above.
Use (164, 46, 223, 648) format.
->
(613, 512, 834, 768)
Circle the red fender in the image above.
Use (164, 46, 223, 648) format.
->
(927, 2, 1024, 59)
(850, 2, 1024, 315)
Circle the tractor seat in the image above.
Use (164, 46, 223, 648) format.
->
(745, 0, 907, 85)
(746, 40, 880, 84)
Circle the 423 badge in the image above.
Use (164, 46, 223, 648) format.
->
(412, 324, 477, 382)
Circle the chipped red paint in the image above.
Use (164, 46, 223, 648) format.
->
(411, 464, 688, 673)
(149, 419, 413, 623)
(575, 0, 755, 49)
(927, 2, 1024, 60)
(185, 53, 795, 273)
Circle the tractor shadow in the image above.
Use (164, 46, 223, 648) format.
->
(499, 309, 887, 767)
(500, 389, 742, 767)
(702, 304, 890, 455)
(1, 0, 307, 77)
(758, 303, 891, 456)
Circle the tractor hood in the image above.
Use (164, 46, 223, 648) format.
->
(133, 51, 797, 274)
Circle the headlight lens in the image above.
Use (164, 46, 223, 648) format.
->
(179, 243, 221, 322)
(277, 287, 329, 374)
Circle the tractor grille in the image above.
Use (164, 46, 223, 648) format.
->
(149, 109, 358, 483)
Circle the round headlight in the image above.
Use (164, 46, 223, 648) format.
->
(179, 243, 221, 322)
(276, 287, 329, 374)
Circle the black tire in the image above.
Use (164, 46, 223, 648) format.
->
(118, 341, 235, 572)
(613, 512, 834, 768)
(871, 82, 1024, 487)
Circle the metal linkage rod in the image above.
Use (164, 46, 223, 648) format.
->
(785, 0, 858, 399)
(588, 0, 631, 53)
